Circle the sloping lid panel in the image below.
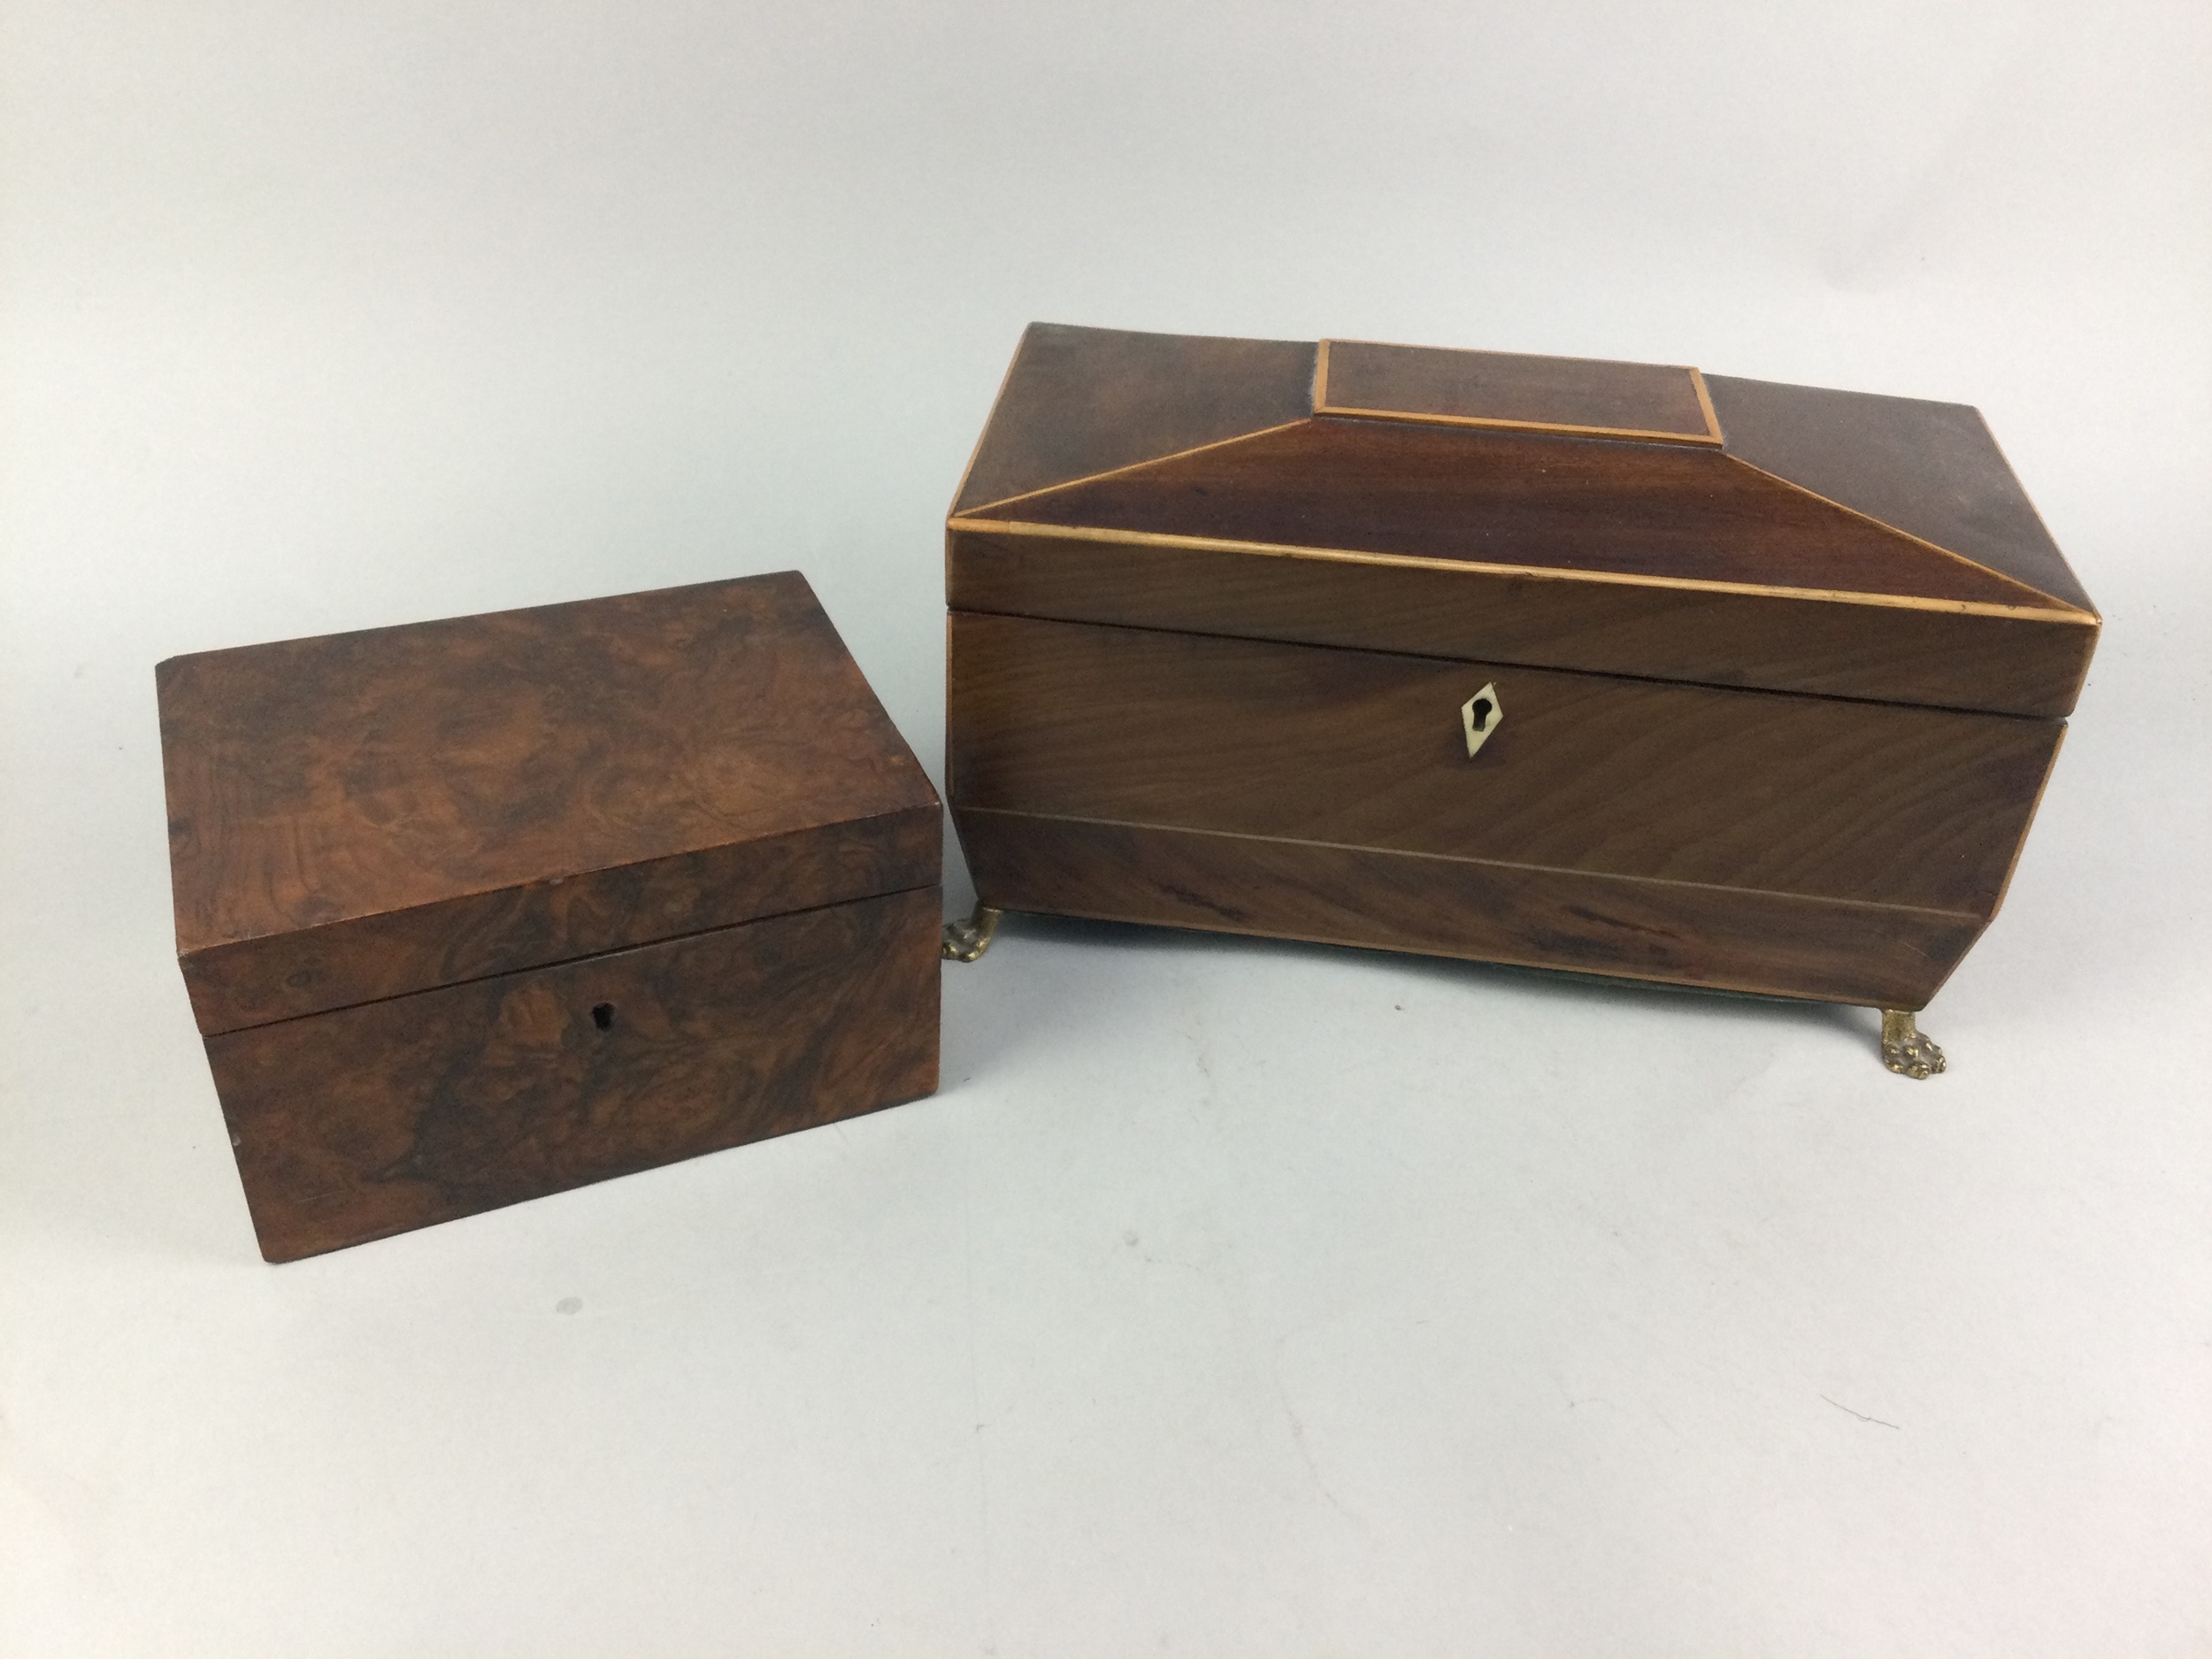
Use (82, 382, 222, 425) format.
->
(964, 416, 2070, 611)
(953, 323, 1317, 515)
(1707, 373, 2096, 615)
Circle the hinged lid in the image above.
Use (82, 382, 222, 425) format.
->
(159, 572, 940, 1036)
(948, 324, 2098, 718)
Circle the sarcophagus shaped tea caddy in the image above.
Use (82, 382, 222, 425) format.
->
(941, 324, 2098, 1075)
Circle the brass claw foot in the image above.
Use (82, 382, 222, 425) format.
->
(1880, 1010, 1947, 1079)
(941, 904, 1003, 963)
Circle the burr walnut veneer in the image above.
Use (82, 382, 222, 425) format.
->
(943, 325, 2099, 1071)
(160, 572, 941, 1260)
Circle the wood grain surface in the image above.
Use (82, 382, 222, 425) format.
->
(948, 526, 2097, 719)
(160, 572, 940, 1033)
(178, 810, 938, 1037)
(943, 326, 2095, 1012)
(957, 417, 2070, 611)
(954, 322, 1317, 515)
(1706, 373, 2098, 614)
(953, 809, 1980, 1010)
(1318, 339, 1717, 442)
(206, 887, 941, 1263)
(948, 612, 2062, 916)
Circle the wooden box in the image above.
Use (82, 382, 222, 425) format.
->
(942, 325, 2099, 1073)
(160, 572, 941, 1260)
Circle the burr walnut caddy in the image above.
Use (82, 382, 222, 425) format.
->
(160, 572, 942, 1261)
(941, 324, 2099, 1075)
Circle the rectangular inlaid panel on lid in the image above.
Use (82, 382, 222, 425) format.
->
(1316, 338, 1722, 444)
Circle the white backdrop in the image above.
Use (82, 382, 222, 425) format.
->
(4, 2, 2208, 1653)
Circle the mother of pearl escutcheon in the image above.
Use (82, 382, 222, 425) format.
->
(1461, 682, 1502, 758)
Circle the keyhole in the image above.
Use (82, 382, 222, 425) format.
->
(591, 1002, 615, 1032)
(1461, 682, 1504, 758)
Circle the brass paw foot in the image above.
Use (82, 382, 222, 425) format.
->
(941, 904, 1003, 963)
(1880, 1010, 1947, 1079)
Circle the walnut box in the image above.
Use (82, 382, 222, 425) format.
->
(942, 324, 2099, 1072)
(160, 572, 941, 1260)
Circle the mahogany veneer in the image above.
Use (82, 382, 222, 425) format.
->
(944, 324, 2099, 1058)
(161, 572, 941, 1259)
